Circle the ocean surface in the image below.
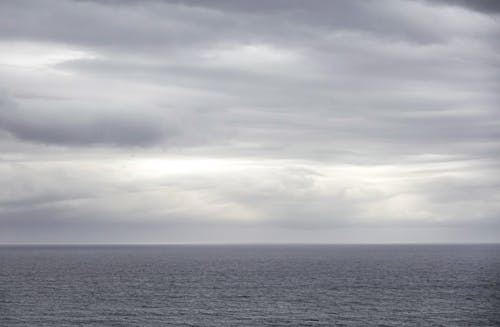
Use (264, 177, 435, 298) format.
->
(0, 244, 499, 326)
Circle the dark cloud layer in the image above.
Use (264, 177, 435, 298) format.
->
(428, 0, 500, 13)
(0, 94, 173, 146)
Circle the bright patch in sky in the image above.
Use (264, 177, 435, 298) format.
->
(0, 42, 96, 69)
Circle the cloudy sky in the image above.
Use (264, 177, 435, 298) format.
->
(0, 0, 499, 243)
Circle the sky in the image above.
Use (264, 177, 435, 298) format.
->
(0, 0, 499, 244)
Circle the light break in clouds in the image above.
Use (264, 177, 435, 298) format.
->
(0, 0, 499, 243)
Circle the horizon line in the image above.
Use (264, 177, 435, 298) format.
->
(1, 242, 499, 246)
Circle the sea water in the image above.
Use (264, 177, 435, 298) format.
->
(1, 244, 499, 326)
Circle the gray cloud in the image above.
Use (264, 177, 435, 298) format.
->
(0, 0, 486, 52)
(0, 92, 174, 146)
(425, 0, 500, 14)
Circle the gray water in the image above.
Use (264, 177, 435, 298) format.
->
(0, 244, 499, 326)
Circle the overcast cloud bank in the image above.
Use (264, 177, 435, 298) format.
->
(0, 0, 499, 243)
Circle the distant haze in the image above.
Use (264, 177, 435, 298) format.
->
(0, 0, 499, 243)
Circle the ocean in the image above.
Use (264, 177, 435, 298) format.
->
(1, 244, 499, 326)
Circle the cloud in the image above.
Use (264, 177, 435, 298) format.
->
(0, 0, 498, 242)
(1, 157, 498, 243)
(424, 0, 500, 14)
(0, 92, 174, 146)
